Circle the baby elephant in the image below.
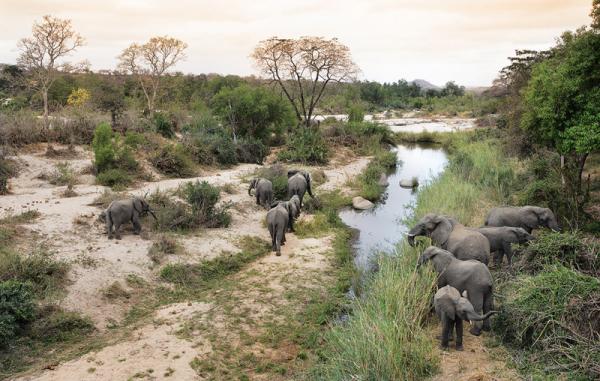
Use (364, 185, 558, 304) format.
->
(266, 203, 290, 256)
(473, 227, 535, 267)
(248, 178, 273, 209)
(434, 285, 498, 351)
(105, 197, 156, 240)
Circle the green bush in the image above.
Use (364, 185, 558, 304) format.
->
(152, 112, 175, 138)
(150, 144, 196, 178)
(278, 127, 329, 165)
(235, 137, 268, 164)
(0, 281, 35, 346)
(96, 168, 132, 188)
(358, 151, 397, 201)
(494, 266, 600, 378)
(0, 250, 69, 296)
(347, 104, 365, 123)
(253, 164, 288, 200)
(29, 306, 94, 343)
(0, 154, 16, 195)
(180, 181, 231, 228)
(92, 122, 116, 173)
(123, 132, 146, 149)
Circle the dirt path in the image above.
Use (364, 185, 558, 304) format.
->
(6, 144, 369, 380)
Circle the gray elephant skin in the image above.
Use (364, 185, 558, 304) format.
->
(408, 214, 490, 265)
(105, 197, 156, 240)
(434, 285, 497, 350)
(271, 195, 301, 232)
(473, 227, 534, 267)
(248, 178, 273, 209)
(287, 170, 314, 206)
(418, 246, 494, 335)
(485, 206, 559, 233)
(266, 203, 291, 256)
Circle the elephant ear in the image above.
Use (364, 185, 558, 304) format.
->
(133, 198, 143, 214)
(522, 208, 540, 230)
(305, 172, 314, 197)
(430, 216, 453, 247)
(437, 296, 456, 321)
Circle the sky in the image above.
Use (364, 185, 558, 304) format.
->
(0, 0, 594, 87)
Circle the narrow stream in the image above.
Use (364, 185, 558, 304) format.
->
(339, 143, 448, 277)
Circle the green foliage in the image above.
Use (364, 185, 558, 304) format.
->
(0, 281, 35, 346)
(123, 132, 146, 148)
(494, 266, 600, 379)
(160, 237, 270, 286)
(92, 123, 139, 188)
(29, 307, 94, 343)
(0, 250, 69, 296)
(152, 112, 175, 138)
(212, 84, 293, 141)
(235, 137, 268, 164)
(92, 122, 116, 173)
(357, 150, 397, 201)
(150, 144, 196, 178)
(252, 164, 288, 201)
(347, 104, 364, 123)
(96, 168, 132, 188)
(278, 127, 329, 165)
(180, 181, 231, 228)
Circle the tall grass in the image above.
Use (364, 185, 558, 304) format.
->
(312, 132, 516, 380)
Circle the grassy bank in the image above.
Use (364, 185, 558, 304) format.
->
(311, 131, 518, 380)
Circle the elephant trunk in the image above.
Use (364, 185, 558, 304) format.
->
(248, 183, 254, 196)
(467, 310, 498, 322)
(148, 209, 157, 220)
(407, 234, 416, 247)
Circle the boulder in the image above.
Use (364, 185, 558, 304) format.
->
(378, 173, 389, 187)
(399, 177, 419, 188)
(352, 196, 374, 210)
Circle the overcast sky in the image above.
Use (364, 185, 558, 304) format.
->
(0, 0, 593, 87)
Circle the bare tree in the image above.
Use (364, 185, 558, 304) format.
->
(252, 36, 359, 127)
(17, 15, 85, 129)
(117, 36, 187, 112)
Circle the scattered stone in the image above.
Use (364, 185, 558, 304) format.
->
(399, 177, 419, 188)
(352, 196, 374, 210)
(378, 173, 389, 187)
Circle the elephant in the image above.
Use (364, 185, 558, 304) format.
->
(408, 214, 490, 265)
(418, 246, 494, 336)
(267, 203, 290, 256)
(472, 227, 535, 267)
(485, 206, 559, 233)
(248, 178, 273, 209)
(271, 194, 301, 232)
(287, 170, 314, 206)
(434, 285, 498, 350)
(105, 197, 156, 240)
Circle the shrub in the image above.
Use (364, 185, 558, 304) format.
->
(180, 181, 231, 228)
(253, 164, 288, 200)
(45, 162, 76, 186)
(494, 266, 600, 378)
(92, 122, 116, 173)
(235, 137, 268, 164)
(151, 112, 175, 138)
(357, 151, 397, 201)
(347, 104, 365, 123)
(278, 127, 329, 165)
(123, 132, 146, 148)
(150, 144, 196, 178)
(96, 168, 132, 189)
(148, 235, 180, 264)
(0, 154, 17, 195)
(0, 281, 35, 347)
(0, 250, 69, 296)
(29, 306, 94, 343)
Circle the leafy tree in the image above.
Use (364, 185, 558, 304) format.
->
(592, 0, 600, 29)
(94, 79, 125, 128)
(521, 28, 600, 210)
(66, 88, 90, 107)
(212, 85, 293, 141)
(17, 15, 85, 129)
(440, 81, 465, 97)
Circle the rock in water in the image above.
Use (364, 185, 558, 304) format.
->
(352, 196, 374, 210)
(399, 177, 419, 188)
(378, 173, 389, 187)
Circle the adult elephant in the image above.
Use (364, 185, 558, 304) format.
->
(407, 214, 490, 265)
(105, 197, 156, 240)
(485, 206, 559, 233)
(287, 170, 314, 206)
(266, 203, 290, 256)
(248, 178, 273, 209)
(418, 246, 494, 336)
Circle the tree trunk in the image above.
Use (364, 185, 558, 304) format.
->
(42, 88, 49, 130)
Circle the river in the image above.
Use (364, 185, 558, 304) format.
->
(339, 143, 448, 276)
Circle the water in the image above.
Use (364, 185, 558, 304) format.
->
(339, 144, 448, 274)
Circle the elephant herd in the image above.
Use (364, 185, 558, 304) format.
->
(409, 206, 559, 351)
(249, 169, 314, 256)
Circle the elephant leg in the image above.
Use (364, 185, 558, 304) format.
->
(455, 319, 464, 351)
(106, 215, 113, 239)
(503, 242, 513, 268)
(275, 227, 284, 256)
(289, 216, 295, 233)
(256, 194, 260, 206)
(132, 215, 141, 235)
(281, 229, 286, 245)
(493, 250, 503, 267)
(483, 291, 494, 331)
(268, 224, 276, 251)
(468, 290, 484, 336)
(114, 222, 122, 240)
(440, 315, 451, 350)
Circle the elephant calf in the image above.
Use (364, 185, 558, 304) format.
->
(267, 203, 290, 256)
(105, 197, 156, 240)
(408, 214, 490, 265)
(248, 178, 273, 209)
(485, 206, 559, 233)
(434, 285, 497, 351)
(271, 195, 301, 232)
(418, 246, 494, 336)
(472, 227, 534, 267)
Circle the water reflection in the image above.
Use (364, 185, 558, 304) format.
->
(339, 144, 448, 272)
